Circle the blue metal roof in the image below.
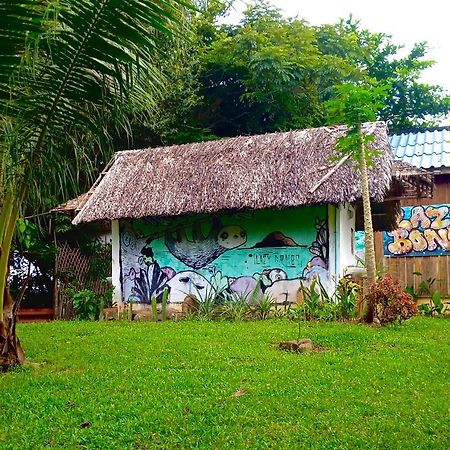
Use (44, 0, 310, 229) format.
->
(389, 128, 450, 169)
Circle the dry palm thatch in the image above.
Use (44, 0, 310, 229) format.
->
(51, 193, 91, 215)
(74, 122, 394, 224)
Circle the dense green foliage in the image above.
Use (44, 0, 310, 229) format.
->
(0, 0, 191, 215)
(0, 0, 193, 367)
(0, 318, 446, 448)
(139, 0, 449, 146)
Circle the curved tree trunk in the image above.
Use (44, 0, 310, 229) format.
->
(0, 287, 25, 372)
(0, 194, 25, 371)
(358, 126, 376, 321)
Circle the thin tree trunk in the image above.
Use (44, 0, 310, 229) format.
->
(0, 195, 19, 317)
(358, 124, 376, 321)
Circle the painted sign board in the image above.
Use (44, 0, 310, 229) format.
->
(384, 204, 450, 257)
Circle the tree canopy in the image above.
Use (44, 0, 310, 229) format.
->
(139, 0, 449, 146)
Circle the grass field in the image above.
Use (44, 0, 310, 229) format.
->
(0, 317, 447, 449)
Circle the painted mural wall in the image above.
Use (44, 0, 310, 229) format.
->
(384, 204, 450, 257)
(119, 206, 329, 305)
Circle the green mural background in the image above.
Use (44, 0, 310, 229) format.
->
(120, 206, 329, 304)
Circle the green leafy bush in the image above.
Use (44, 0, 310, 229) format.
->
(419, 291, 445, 317)
(219, 293, 250, 321)
(249, 294, 276, 320)
(365, 275, 417, 325)
(64, 284, 113, 321)
(70, 289, 102, 321)
(297, 277, 337, 321)
(404, 273, 446, 317)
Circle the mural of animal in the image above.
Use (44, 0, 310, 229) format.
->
(265, 279, 301, 304)
(264, 268, 287, 283)
(229, 276, 262, 298)
(166, 271, 214, 303)
(165, 217, 247, 269)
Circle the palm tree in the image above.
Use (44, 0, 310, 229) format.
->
(0, 0, 192, 370)
(356, 121, 377, 286)
(326, 82, 390, 319)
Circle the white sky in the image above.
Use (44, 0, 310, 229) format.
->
(224, 0, 450, 92)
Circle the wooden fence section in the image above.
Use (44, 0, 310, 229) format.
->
(17, 308, 54, 323)
(55, 243, 109, 319)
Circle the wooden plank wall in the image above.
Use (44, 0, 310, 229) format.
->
(375, 175, 450, 295)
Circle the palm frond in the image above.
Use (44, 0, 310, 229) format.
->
(0, 1, 45, 107)
(1, 0, 193, 211)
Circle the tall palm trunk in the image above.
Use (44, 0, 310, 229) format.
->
(357, 123, 376, 320)
(0, 194, 24, 371)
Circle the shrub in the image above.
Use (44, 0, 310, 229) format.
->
(219, 293, 250, 321)
(418, 290, 445, 317)
(365, 275, 417, 325)
(297, 277, 336, 321)
(249, 294, 276, 320)
(196, 295, 218, 321)
(70, 289, 102, 320)
(335, 277, 360, 320)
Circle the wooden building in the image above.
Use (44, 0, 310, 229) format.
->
(375, 127, 450, 295)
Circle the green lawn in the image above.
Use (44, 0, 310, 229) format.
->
(0, 318, 447, 449)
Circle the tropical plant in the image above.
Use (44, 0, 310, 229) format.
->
(326, 81, 390, 320)
(273, 305, 289, 320)
(335, 277, 360, 319)
(161, 288, 169, 321)
(196, 295, 219, 321)
(0, 0, 192, 370)
(220, 292, 250, 321)
(297, 277, 336, 322)
(405, 273, 446, 317)
(249, 293, 276, 320)
(70, 289, 102, 321)
(418, 293, 444, 317)
(417, 283, 445, 317)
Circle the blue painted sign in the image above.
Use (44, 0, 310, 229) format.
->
(384, 204, 450, 257)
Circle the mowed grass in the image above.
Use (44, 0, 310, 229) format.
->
(0, 318, 447, 449)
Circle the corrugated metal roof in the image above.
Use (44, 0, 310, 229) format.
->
(389, 128, 450, 169)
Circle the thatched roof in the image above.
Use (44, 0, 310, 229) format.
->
(52, 192, 90, 215)
(73, 122, 394, 224)
(389, 160, 434, 200)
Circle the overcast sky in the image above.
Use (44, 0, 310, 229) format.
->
(224, 0, 450, 92)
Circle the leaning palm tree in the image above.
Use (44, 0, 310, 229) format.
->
(0, 0, 192, 370)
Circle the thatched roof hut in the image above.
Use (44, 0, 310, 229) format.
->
(73, 121, 432, 226)
(67, 122, 438, 306)
(51, 192, 91, 218)
(73, 122, 401, 225)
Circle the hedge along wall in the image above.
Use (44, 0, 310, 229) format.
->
(119, 206, 329, 306)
